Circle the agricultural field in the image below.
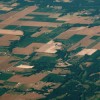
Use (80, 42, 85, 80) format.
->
(0, 0, 100, 100)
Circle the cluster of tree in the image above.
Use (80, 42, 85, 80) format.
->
(43, 58, 99, 100)
(30, 56, 57, 73)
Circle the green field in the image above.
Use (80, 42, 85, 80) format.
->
(0, 72, 13, 80)
(0, 88, 8, 96)
(42, 73, 66, 83)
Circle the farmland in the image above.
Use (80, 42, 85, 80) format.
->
(0, 0, 100, 100)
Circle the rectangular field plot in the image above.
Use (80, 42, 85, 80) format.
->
(20, 14, 64, 23)
(55, 34, 86, 48)
(4, 25, 40, 36)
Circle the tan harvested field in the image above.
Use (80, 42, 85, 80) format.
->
(0, 56, 18, 70)
(0, 6, 38, 28)
(51, 68, 62, 74)
(13, 43, 45, 55)
(75, 26, 100, 36)
(56, 26, 100, 40)
(11, 20, 62, 27)
(0, 29, 23, 36)
(36, 41, 58, 54)
(56, 26, 100, 51)
(92, 43, 100, 50)
(77, 49, 97, 56)
(0, 11, 18, 20)
(0, 41, 10, 46)
(0, 56, 10, 63)
(9, 72, 48, 84)
(0, 35, 20, 46)
(32, 81, 54, 90)
(0, 93, 45, 100)
(0, 94, 18, 100)
(31, 27, 52, 37)
(49, 14, 61, 18)
(57, 15, 93, 24)
(56, 30, 76, 39)
(18, 93, 45, 100)
(13, 47, 34, 55)
(0, 7, 13, 11)
(0, 1, 99, 100)
(0, 35, 20, 40)
(68, 36, 95, 51)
